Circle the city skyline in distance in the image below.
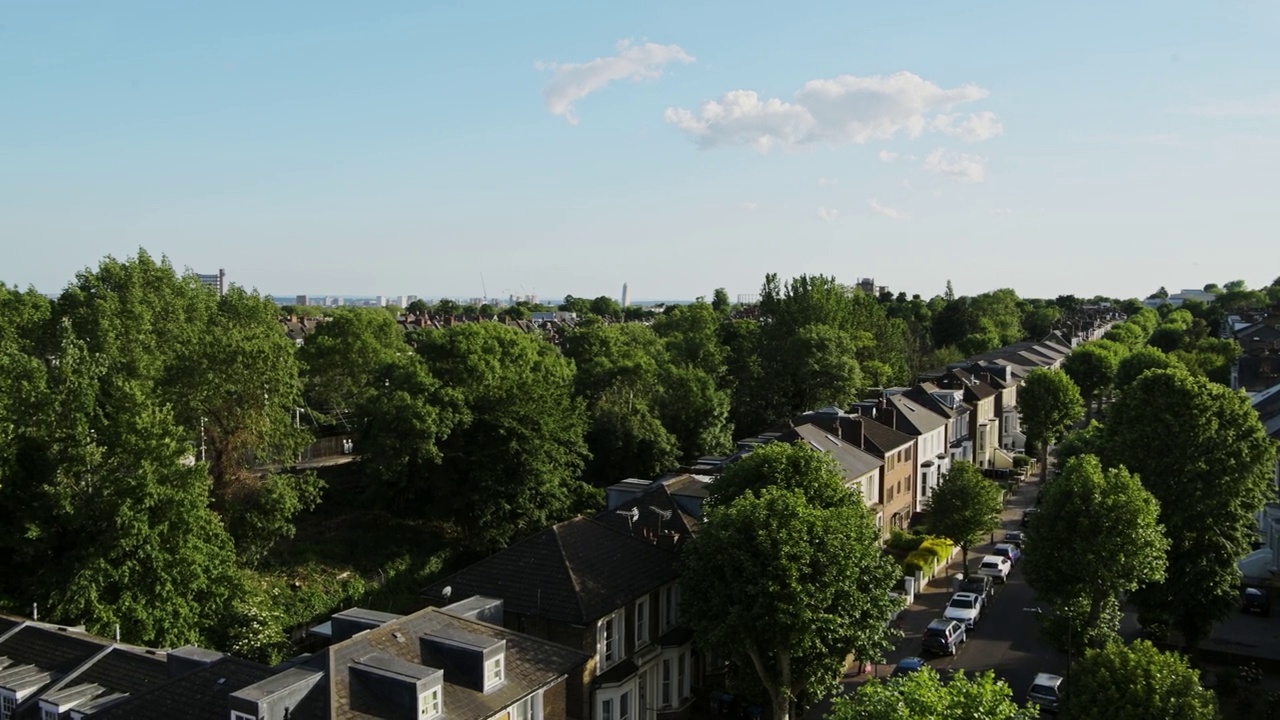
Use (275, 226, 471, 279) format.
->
(5, 2, 1279, 300)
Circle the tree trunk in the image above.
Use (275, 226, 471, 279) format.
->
(1084, 589, 1108, 648)
(960, 543, 970, 577)
(745, 646, 790, 720)
(1039, 445, 1049, 483)
(1085, 395, 1095, 423)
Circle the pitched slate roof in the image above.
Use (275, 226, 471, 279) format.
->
(94, 657, 275, 720)
(423, 518, 679, 624)
(779, 424, 883, 480)
(594, 483, 700, 539)
(0, 624, 107, 674)
(0, 616, 19, 637)
(57, 646, 168, 696)
(327, 607, 589, 720)
(901, 383, 967, 421)
(789, 412, 914, 459)
(884, 394, 948, 436)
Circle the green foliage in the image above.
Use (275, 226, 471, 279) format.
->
(712, 287, 733, 315)
(682, 478, 900, 720)
(903, 539, 953, 574)
(1115, 346, 1182, 391)
(417, 323, 597, 554)
(227, 471, 326, 567)
(708, 441, 860, 511)
(1102, 369, 1278, 648)
(886, 529, 924, 553)
(1063, 640, 1220, 720)
(298, 307, 409, 411)
(1063, 343, 1124, 413)
(1053, 421, 1106, 466)
(1023, 455, 1168, 643)
(925, 461, 1004, 573)
(829, 668, 1038, 720)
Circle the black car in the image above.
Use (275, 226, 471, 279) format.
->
(957, 574, 995, 602)
(1021, 508, 1040, 527)
(1004, 530, 1026, 546)
(1243, 587, 1271, 616)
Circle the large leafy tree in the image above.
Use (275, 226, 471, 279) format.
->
(829, 668, 1037, 720)
(1102, 369, 1277, 648)
(1063, 342, 1124, 420)
(1063, 640, 1220, 720)
(924, 461, 1004, 575)
(417, 323, 598, 553)
(1023, 455, 1168, 646)
(298, 307, 410, 412)
(681, 444, 899, 720)
(1114, 346, 1181, 391)
(1019, 368, 1086, 480)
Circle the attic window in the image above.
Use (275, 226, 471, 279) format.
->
(486, 655, 505, 686)
(2, 693, 16, 720)
(420, 687, 441, 719)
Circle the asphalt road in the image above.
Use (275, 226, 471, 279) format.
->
(871, 475, 1070, 705)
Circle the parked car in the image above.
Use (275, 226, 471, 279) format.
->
(957, 574, 996, 602)
(1004, 530, 1026, 546)
(977, 555, 1012, 584)
(1243, 587, 1272, 616)
(992, 542, 1022, 565)
(890, 657, 928, 677)
(921, 618, 967, 656)
(1026, 672, 1064, 713)
(1021, 508, 1040, 527)
(943, 592, 983, 630)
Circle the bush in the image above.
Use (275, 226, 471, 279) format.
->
(887, 528, 924, 553)
(919, 537, 954, 566)
(903, 550, 933, 575)
(1013, 454, 1032, 469)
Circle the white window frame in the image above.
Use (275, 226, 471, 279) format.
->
(660, 657, 673, 707)
(634, 596, 649, 647)
(419, 686, 442, 719)
(486, 655, 505, 687)
(660, 584, 680, 630)
(596, 609, 624, 670)
(231, 712, 256, 720)
(678, 650, 689, 700)
(2, 693, 17, 720)
(42, 706, 59, 720)
(512, 691, 544, 720)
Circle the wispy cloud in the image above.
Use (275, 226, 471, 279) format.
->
(924, 148, 986, 182)
(991, 208, 1013, 216)
(1176, 96, 1280, 119)
(817, 206, 840, 222)
(665, 71, 999, 152)
(868, 199, 908, 219)
(929, 110, 1004, 141)
(818, 176, 840, 186)
(742, 202, 759, 211)
(878, 150, 898, 162)
(538, 40, 695, 124)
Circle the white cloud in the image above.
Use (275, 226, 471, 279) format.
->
(924, 147, 986, 182)
(538, 40, 695, 124)
(868, 199, 908, 219)
(742, 202, 759, 211)
(929, 111, 1004, 141)
(817, 206, 840, 222)
(818, 176, 840, 185)
(991, 208, 1013, 216)
(665, 71, 997, 151)
(878, 150, 898, 162)
(1176, 96, 1280, 118)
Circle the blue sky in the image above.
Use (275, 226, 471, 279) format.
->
(3, 0, 1279, 302)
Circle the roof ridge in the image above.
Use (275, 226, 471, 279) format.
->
(440, 608, 592, 660)
(551, 522, 589, 625)
(34, 642, 118, 698)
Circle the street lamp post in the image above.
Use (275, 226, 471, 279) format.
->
(1024, 606, 1071, 683)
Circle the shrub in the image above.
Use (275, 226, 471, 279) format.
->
(919, 537, 955, 565)
(887, 528, 924, 553)
(1013, 454, 1032, 469)
(904, 549, 936, 575)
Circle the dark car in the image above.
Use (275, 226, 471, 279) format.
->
(1243, 587, 1271, 616)
(921, 618, 966, 656)
(957, 573, 995, 602)
(1004, 530, 1026, 546)
(890, 657, 928, 677)
(1021, 508, 1040, 527)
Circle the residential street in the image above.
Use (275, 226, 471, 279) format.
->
(816, 470, 1067, 715)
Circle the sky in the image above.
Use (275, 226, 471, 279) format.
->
(3, 0, 1280, 302)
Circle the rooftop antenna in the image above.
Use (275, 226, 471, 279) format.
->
(615, 507, 640, 531)
(441, 586, 452, 603)
(650, 506, 672, 535)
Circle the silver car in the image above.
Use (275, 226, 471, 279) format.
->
(1027, 672, 1064, 713)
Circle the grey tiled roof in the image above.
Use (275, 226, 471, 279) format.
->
(885, 395, 947, 436)
(94, 657, 276, 720)
(61, 646, 168, 696)
(423, 518, 679, 624)
(328, 607, 589, 720)
(780, 424, 883, 480)
(0, 625, 107, 674)
(595, 483, 700, 538)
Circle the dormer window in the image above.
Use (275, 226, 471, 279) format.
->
(42, 708, 58, 720)
(486, 655, 504, 686)
(2, 693, 17, 720)
(419, 687, 441, 719)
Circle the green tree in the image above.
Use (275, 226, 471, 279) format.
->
(1063, 342, 1124, 419)
(925, 461, 1005, 575)
(681, 446, 900, 720)
(406, 298, 431, 315)
(1115, 346, 1181, 391)
(418, 323, 597, 553)
(655, 364, 734, 461)
(829, 668, 1037, 720)
(298, 308, 409, 412)
(1022, 305, 1062, 340)
(1023, 455, 1168, 646)
(1053, 421, 1105, 466)
(712, 287, 733, 315)
(589, 295, 623, 319)
(652, 300, 728, 378)
(1019, 368, 1086, 480)
(708, 441, 863, 510)
(1063, 640, 1220, 720)
(1102, 369, 1277, 649)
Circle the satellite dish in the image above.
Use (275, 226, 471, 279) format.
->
(442, 586, 452, 601)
